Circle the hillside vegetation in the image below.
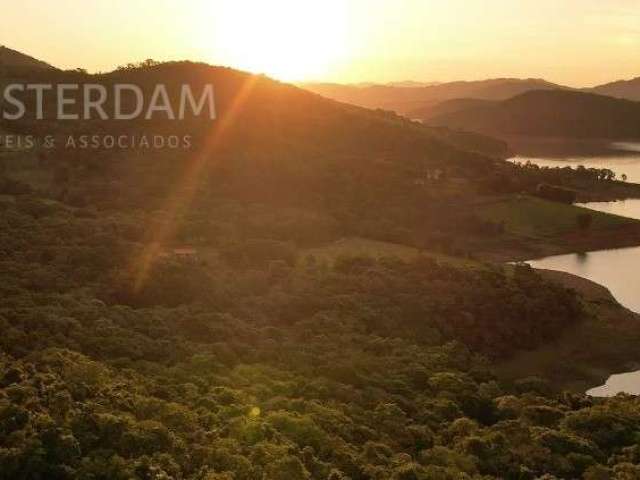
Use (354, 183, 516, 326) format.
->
(420, 90, 640, 140)
(0, 46, 54, 70)
(3, 60, 640, 479)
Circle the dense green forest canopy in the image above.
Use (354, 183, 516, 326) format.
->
(1, 62, 640, 479)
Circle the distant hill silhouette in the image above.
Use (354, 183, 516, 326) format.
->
(422, 90, 640, 139)
(0, 45, 54, 70)
(409, 98, 495, 121)
(591, 77, 640, 102)
(302, 78, 567, 114)
(386, 81, 442, 88)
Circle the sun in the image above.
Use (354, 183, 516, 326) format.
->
(207, 0, 350, 81)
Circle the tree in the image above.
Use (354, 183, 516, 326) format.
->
(266, 456, 311, 480)
(577, 213, 594, 231)
(536, 183, 577, 204)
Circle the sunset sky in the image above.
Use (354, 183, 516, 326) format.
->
(2, 0, 639, 86)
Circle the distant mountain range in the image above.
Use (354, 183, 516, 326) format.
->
(592, 77, 640, 102)
(420, 89, 640, 140)
(385, 81, 442, 88)
(4, 44, 640, 141)
(0, 45, 54, 70)
(302, 78, 565, 115)
(304, 76, 640, 141)
(303, 77, 640, 122)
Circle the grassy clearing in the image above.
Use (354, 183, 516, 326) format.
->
(477, 195, 635, 239)
(300, 236, 478, 268)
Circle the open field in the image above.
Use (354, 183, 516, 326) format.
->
(474, 195, 640, 261)
(478, 195, 633, 237)
(301, 236, 479, 268)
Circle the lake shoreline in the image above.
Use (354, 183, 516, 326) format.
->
(575, 182, 640, 203)
(494, 268, 640, 393)
(489, 192, 640, 393)
(482, 221, 640, 264)
(506, 139, 640, 202)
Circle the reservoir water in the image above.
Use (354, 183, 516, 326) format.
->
(528, 246, 640, 314)
(509, 140, 640, 183)
(512, 142, 640, 313)
(575, 198, 640, 220)
(512, 142, 640, 395)
(587, 371, 640, 397)
(513, 145, 640, 315)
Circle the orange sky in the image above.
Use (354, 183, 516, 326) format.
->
(2, 0, 639, 86)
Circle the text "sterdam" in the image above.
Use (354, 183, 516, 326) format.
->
(1, 83, 216, 121)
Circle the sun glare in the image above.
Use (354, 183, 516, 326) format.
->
(208, 0, 350, 81)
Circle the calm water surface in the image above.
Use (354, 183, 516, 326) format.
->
(587, 371, 640, 397)
(518, 142, 640, 312)
(575, 198, 640, 220)
(528, 246, 640, 314)
(517, 142, 640, 395)
(528, 246, 640, 397)
(509, 141, 640, 183)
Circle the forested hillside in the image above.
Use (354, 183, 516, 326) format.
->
(2, 191, 638, 480)
(2, 62, 640, 479)
(0, 46, 53, 70)
(421, 90, 640, 140)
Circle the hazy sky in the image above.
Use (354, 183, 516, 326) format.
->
(2, 0, 639, 86)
